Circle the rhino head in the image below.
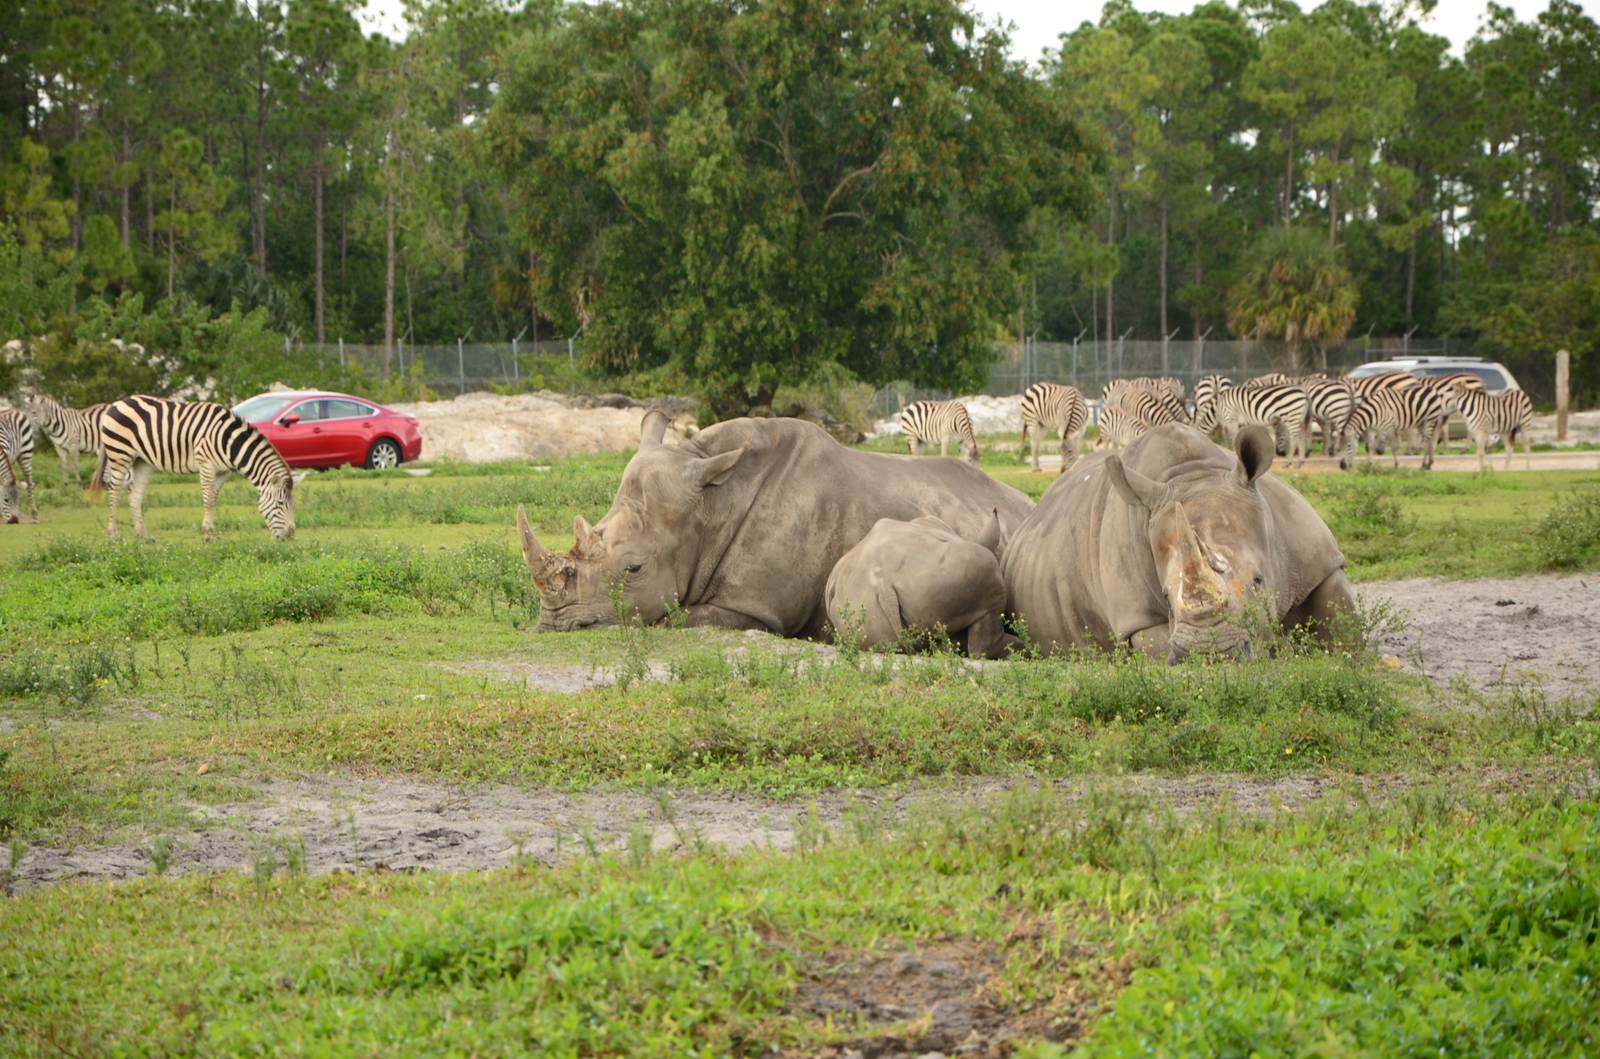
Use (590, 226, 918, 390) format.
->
(1105, 426, 1277, 664)
(516, 411, 745, 631)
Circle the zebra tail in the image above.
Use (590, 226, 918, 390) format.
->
(88, 448, 108, 500)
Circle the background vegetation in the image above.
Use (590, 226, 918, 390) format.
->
(2, 0, 1597, 411)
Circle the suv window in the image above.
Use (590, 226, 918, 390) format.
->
(323, 399, 373, 420)
(1413, 365, 1508, 391)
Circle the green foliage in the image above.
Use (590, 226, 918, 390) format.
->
(1228, 226, 1361, 369)
(486, 0, 1097, 416)
(1534, 486, 1600, 568)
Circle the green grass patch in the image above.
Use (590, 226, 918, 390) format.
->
(3, 785, 1596, 1056)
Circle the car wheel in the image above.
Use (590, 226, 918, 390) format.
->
(366, 438, 402, 469)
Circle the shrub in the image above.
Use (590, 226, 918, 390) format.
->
(1534, 486, 1600, 568)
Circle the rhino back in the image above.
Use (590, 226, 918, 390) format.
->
(682, 418, 1031, 637)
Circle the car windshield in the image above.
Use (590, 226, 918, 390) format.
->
(233, 395, 298, 422)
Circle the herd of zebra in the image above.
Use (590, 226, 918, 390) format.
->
(899, 370, 1535, 475)
(0, 394, 295, 538)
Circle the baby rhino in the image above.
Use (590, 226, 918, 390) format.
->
(825, 512, 1013, 658)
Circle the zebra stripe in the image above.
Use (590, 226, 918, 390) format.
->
(1129, 375, 1185, 403)
(1094, 405, 1147, 450)
(1121, 387, 1189, 427)
(1454, 389, 1534, 471)
(1416, 374, 1489, 454)
(1339, 386, 1447, 469)
(92, 395, 295, 541)
(22, 393, 108, 487)
(1213, 385, 1310, 466)
(1302, 379, 1356, 456)
(899, 400, 980, 465)
(0, 407, 38, 523)
(1191, 374, 1235, 435)
(1241, 372, 1293, 390)
(1019, 382, 1087, 473)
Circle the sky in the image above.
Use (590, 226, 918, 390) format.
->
(356, 0, 1581, 62)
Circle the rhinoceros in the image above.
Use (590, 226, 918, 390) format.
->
(1002, 423, 1355, 662)
(518, 412, 1034, 636)
(824, 511, 1013, 658)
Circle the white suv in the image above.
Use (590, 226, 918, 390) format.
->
(1345, 355, 1521, 393)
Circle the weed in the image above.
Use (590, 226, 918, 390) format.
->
(250, 842, 278, 897)
(149, 835, 173, 875)
(1533, 485, 1600, 568)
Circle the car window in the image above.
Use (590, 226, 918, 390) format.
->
(1413, 366, 1507, 390)
(323, 399, 371, 420)
(233, 395, 296, 422)
(287, 400, 325, 422)
(1345, 365, 1407, 379)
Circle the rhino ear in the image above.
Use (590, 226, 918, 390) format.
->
(572, 515, 604, 556)
(1234, 426, 1274, 488)
(640, 410, 670, 449)
(1106, 456, 1166, 511)
(691, 446, 745, 488)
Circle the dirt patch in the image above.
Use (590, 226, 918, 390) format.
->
(1360, 574, 1600, 697)
(387, 391, 695, 462)
(11, 768, 1578, 893)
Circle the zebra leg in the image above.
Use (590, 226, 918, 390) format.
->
(1523, 428, 1533, 470)
(59, 444, 73, 489)
(939, 437, 949, 458)
(199, 464, 223, 540)
(1474, 428, 1489, 473)
(104, 457, 131, 542)
(1062, 427, 1084, 473)
(19, 450, 37, 522)
(128, 462, 156, 539)
(1029, 426, 1042, 472)
(1289, 422, 1308, 468)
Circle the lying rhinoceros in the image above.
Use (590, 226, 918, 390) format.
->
(518, 412, 1034, 636)
(1002, 423, 1355, 661)
(824, 511, 1014, 658)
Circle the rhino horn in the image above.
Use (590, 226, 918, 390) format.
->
(976, 506, 1004, 557)
(1106, 456, 1166, 510)
(1172, 501, 1228, 615)
(640, 409, 670, 449)
(517, 505, 557, 588)
(1234, 426, 1274, 487)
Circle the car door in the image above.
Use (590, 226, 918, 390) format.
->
(267, 399, 325, 465)
(319, 399, 376, 465)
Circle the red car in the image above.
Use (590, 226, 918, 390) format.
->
(232, 391, 423, 469)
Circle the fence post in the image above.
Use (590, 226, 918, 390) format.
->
(338, 338, 345, 367)
(458, 337, 466, 396)
(1556, 349, 1570, 441)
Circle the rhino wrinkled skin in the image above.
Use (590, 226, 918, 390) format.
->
(1002, 424, 1356, 662)
(825, 513, 1014, 659)
(520, 412, 1035, 637)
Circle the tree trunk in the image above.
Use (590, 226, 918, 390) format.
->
(384, 138, 396, 379)
(254, 60, 268, 276)
(1106, 167, 1116, 349)
(145, 180, 154, 255)
(1159, 180, 1169, 340)
(529, 249, 538, 344)
(313, 133, 325, 345)
(121, 123, 131, 249)
(1327, 144, 1339, 246)
(167, 182, 177, 298)
(1283, 123, 1294, 227)
(1405, 226, 1417, 322)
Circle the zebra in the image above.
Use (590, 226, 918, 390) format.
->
(1213, 385, 1310, 467)
(899, 399, 980, 465)
(1415, 374, 1487, 454)
(90, 395, 295, 541)
(1093, 405, 1147, 450)
(1338, 386, 1447, 470)
(1018, 382, 1087, 473)
(1129, 375, 1185, 403)
(1101, 378, 1131, 410)
(0, 408, 39, 523)
(1121, 386, 1190, 427)
(1449, 387, 1534, 471)
(1302, 378, 1356, 456)
(22, 393, 107, 487)
(1241, 372, 1292, 389)
(1191, 374, 1235, 437)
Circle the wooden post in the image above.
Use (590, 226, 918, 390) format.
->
(1555, 349, 1570, 441)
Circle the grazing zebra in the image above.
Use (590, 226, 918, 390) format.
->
(0, 437, 16, 524)
(1338, 386, 1447, 470)
(1449, 387, 1534, 471)
(22, 393, 107, 487)
(1101, 378, 1131, 410)
(1415, 374, 1487, 454)
(899, 399, 980, 465)
(1213, 385, 1310, 467)
(1241, 372, 1292, 389)
(1302, 378, 1356, 456)
(1347, 371, 1418, 404)
(91, 395, 295, 541)
(1190, 374, 1235, 437)
(1129, 375, 1186, 403)
(0, 408, 39, 523)
(1093, 405, 1147, 450)
(1019, 382, 1088, 473)
(1121, 386, 1190, 427)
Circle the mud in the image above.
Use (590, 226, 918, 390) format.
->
(10, 768, 1577, 893)
(1361, 574, 1600, 697)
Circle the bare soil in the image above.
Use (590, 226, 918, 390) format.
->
(387, 391, 695, 462)
(1362, 574, 1600, 697)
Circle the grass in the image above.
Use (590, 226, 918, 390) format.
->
(3, 782, 1596, 1056)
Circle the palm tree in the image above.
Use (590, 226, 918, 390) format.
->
(1228, 227, 1359, 371)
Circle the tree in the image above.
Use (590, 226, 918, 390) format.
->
(484, 0, 1095, 416)
(1228, 225, 1358, 370)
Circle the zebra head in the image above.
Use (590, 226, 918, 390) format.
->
(1106, 426, 1278, 664)
(257, 471, 296, 539)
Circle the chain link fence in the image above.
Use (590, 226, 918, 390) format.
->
(319, 339, 579, 396)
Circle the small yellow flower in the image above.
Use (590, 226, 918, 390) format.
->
(1284, 746, 1294, 755)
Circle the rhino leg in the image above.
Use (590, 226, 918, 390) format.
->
(965, 612, 1018, 660)
(681, 603, 778, 633)
(1129, 625, 1172, 662)
(1282, 570, 1358, 648)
